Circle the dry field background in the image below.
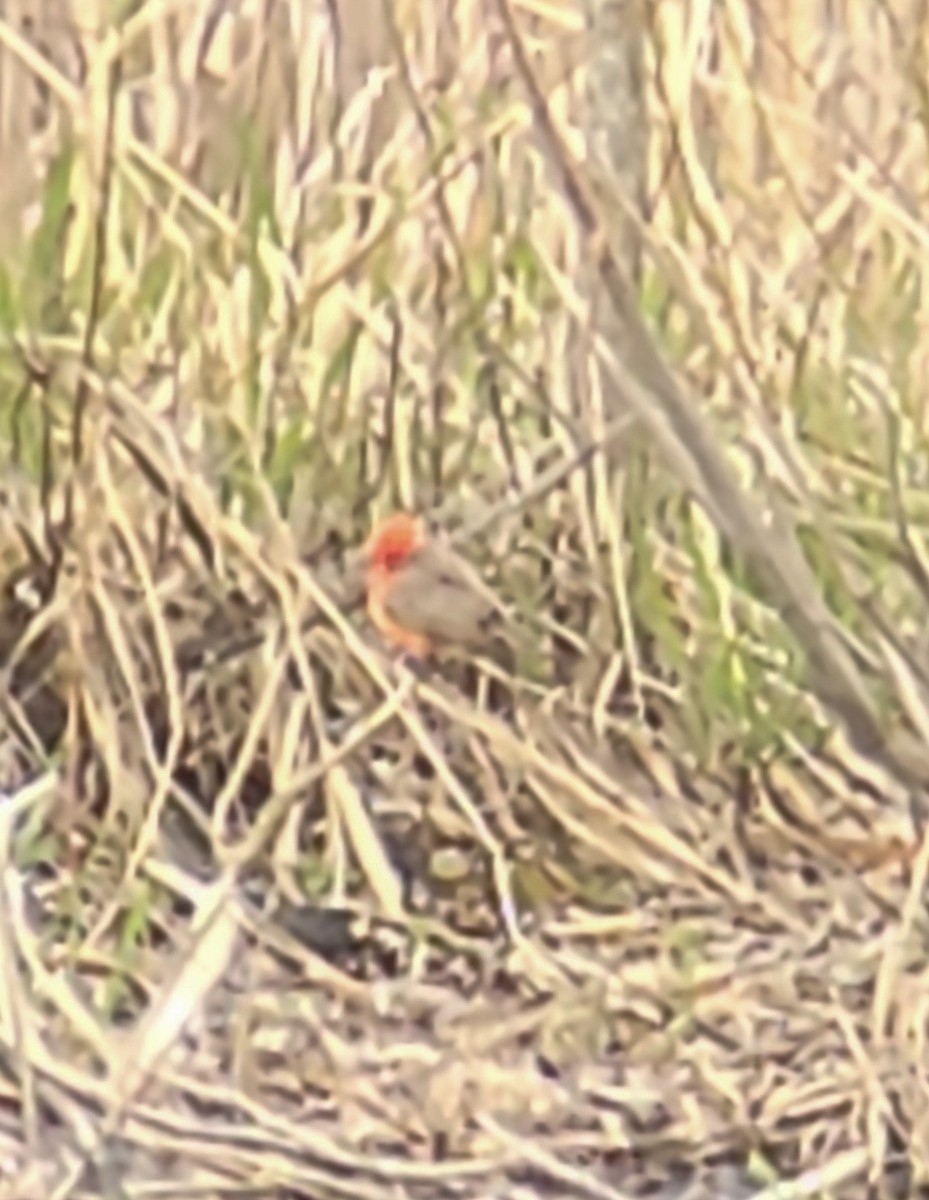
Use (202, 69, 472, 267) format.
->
(0, 0, 928, 1196)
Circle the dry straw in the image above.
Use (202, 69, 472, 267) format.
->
(0, 0, 926, 1197)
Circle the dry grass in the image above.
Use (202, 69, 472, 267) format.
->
(0, 0, 928, 1196)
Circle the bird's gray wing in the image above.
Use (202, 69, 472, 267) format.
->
(381, 566, 497, 648)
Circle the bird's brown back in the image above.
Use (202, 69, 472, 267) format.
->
(379, 542, 500, 650)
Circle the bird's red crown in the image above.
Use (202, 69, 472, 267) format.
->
(367, 512, 423, 572)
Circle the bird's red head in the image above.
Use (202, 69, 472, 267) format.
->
(366, 512, 424, 573)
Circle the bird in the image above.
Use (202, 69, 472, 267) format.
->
(364, 512, 505, 661)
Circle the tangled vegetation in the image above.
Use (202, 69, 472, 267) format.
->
(0, 2, 927, 1197)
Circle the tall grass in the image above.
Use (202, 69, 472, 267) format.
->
(0, 1, 927, 1196)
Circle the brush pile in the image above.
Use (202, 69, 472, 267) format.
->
(0, 2, 927, 1198)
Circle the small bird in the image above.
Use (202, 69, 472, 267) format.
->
(364, 512, 505, 660)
